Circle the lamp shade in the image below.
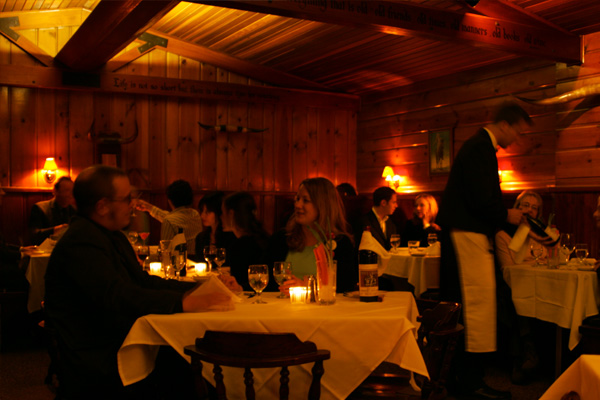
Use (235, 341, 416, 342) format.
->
(382, 166, 394, 178)
(43, 158, 58, 171)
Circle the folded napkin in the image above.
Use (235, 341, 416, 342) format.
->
(426, 242, 441, 256)
(37, 237, 56, 253)
(188, 275, 241, 311)
(170, 232, 186, 251)
(359, 231, 391, 276)
(509, 224, 531, 263)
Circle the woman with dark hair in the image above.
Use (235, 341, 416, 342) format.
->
(193, 191, 234, 261)
(267, 177, 357, 293)
(221, 192, 270, 291)
(401, 193, 441, 247)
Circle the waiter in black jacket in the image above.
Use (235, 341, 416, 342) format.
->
(438, 103, 530, 400)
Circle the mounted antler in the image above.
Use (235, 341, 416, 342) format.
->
(515, 83, 600, 105)
(198, 122, 267, 133)
(87, 120, 139, 144)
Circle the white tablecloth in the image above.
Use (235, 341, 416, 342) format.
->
(118, 292, 427, 400)
(540, 354, 600, 400)
(385, 250, 440, 297)
(23, 253, 51, 313)
(503, 264, 600, 350)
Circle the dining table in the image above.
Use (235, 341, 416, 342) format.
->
(21, 250, 51, 313)
(118, 291, 428, 400)
(503, 262, 600, 376)
(539, 354, 600, 400)
(384, 248, 440, 297)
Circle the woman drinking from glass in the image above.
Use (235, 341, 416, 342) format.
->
(267, 177, 357, 294)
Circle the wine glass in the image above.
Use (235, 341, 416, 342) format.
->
(173, 247, 187, 280)
(213, 248, 226, 274)
(560, 233, 575, 261)
(127, 231, 139, 246)
(273, 261, 293, 298)
(575, 243, 589, 265)
(203, 245, 217, 272)
(427, 233, 438, 247)
(530, 242, 544, 267)
(159, 240, 173, 278)
(248, 264, 269, 304)
(139, 231, 150, 255)
(389, 234, 401, 252)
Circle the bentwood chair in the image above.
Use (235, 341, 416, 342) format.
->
(184, 330, 331, 400)
(348, 300, 463, 400)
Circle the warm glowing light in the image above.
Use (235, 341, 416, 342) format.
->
(289, 286, 307, 304)
(149, 262, 163, 276)
(194, 262, 208, 275)
(382, 166, 395, 178)
(42, 158, 58, 184)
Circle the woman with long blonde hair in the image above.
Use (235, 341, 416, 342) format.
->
(267, 177, 357, 293)
(401, 193, 441, 246)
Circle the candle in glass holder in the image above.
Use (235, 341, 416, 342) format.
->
(149, 262, 163, 276)
(194, 262, 208, 275)
(289, 286, 307, 304)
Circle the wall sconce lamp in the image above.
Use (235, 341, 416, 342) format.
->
(382, 166, 406, 191)
(42, 157, 58, 184)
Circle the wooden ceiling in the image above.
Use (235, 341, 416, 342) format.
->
(1, 0, 600, 97)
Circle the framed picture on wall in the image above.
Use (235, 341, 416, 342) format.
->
(429, 129, 453, 175)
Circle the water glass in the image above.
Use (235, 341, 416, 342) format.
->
(389, 234, 401, 252)
(575, 243, 589, 264)
(248, 264, 269, 304)
(273, 261, 293, 298)
(427, 233, 438, 246)
(316, 260, 336, 305)
(408, 241, 419, 255)
(530, 242, 544, 267)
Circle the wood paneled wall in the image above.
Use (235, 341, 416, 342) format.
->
(358, 32, 600, 258)
(0, 30, 357, 244)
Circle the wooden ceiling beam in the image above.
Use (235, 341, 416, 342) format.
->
(137, 29, 331, 91)
(55, 0, 179, 71)
(0, 16, 54, 66)
(195, 0, 582, 64)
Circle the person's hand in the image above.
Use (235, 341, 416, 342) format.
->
(218, 274, 243, 294)
(278, 275, 305, 294)
(135, 199, 153, 212)
(182, 292, 232, 312)
(507, 208, 524, 225)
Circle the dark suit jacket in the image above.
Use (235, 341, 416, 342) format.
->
(45, 216, 195, 398)
(29, 198, 76, 245)
(437, 129, 508, 302)
(360, 210, 397, 250)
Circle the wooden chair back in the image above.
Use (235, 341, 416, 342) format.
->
(184, 330, 331, 400)
(417, 301, 464, 400)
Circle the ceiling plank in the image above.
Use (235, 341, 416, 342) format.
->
(194, 0, 582, 64)
(0, 8, 86, 29)
(140, 29, 331, 91)
(55, 0, 179, 71)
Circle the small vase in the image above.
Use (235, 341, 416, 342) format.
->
(316, 260, 337, 305)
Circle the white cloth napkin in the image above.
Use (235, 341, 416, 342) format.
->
(188, 275, 241, 311)
(170, 232, 186, 251)
(37, 238, 56, 253)
(426, 242, 441, 256)
(509, 224, 531, 263)
(359, 231, 391, 276)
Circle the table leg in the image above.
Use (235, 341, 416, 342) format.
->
(555, 325, 562, 379)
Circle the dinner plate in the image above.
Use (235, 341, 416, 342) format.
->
(577, 266, 595, 271)
(343, 290, 387, 298)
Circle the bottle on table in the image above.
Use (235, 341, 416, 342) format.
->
(358, 226, 379, 303)
(173, 227, 187, 277)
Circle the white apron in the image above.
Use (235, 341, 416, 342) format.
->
(450, 229, 497, 353)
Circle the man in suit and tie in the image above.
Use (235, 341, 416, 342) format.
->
(438, 102, 530, 400)
(361, 186, 398, 250)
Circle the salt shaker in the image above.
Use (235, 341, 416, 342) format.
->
(306, 275, 317, 303)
